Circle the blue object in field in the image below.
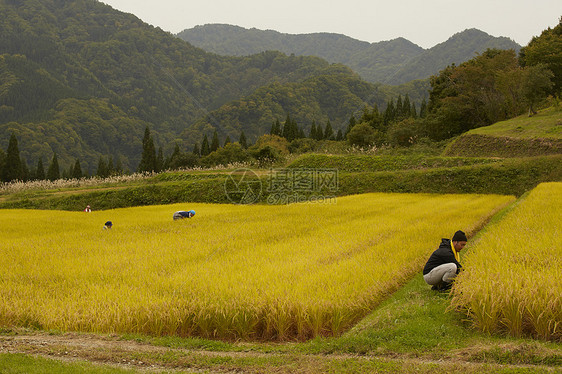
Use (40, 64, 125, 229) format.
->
(173, 210, 195, 220)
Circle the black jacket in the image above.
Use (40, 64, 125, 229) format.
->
(423, 238, 462, 275)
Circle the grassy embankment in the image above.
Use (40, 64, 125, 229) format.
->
(443, 106, 562, 157)
(0, 154, 560, 210)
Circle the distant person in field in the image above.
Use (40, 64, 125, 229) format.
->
(103, 221, 113, 230)
(84, 205, 92, 212)
(423, 230, 467, 291)
(173, 210, 195, 220)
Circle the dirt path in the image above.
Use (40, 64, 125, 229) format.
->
(1, 332, 559, 373)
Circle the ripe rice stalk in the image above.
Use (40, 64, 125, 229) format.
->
(451, 183, 561, 341)
(0, 193, 513, 340)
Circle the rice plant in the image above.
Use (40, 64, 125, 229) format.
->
(451, 183, 561, 341)
(0, 192, 513, 340)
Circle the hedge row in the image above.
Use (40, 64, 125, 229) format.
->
(287, 154, 500, 172)
(443, 134, 562, 158)
(1, 155, 560, 210)
(336, 155, 561, 197)
(0, 178, 231, 211)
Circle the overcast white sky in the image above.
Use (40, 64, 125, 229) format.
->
(100, 0, 560, 49)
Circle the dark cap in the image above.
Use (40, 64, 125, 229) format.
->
(452, 230, 467, 242)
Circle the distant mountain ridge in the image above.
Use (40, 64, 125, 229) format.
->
(0, 0, 397, 172)
(177, 25, 521, 84)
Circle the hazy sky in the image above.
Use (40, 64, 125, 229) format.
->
(100, 0, 560, 49)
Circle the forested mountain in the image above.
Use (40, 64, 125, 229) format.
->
(177, 24, 521, 84)
(0, 0, 389, 172)
(177, 24, 424, 84)
(183, 65, 387, 142)
(388, 29, 522, 84)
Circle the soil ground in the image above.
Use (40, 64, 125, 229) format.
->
(1, 330, 560, 373)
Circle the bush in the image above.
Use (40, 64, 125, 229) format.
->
(251, 134, 290, 155)
(289, 138, 317, 154)
(347, 123, 385, 147)
(168, 152, 199, 169)
(200, 143, 249, 167)
(387, 118, 421, 147)
(249, 145, 283, 166)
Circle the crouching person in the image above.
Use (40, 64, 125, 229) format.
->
(423, 230, 467, 291)
(173, 210, 195, 220)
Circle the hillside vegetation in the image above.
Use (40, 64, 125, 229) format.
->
(1, 3, 557, 179)
(178, 25, 521, 84)
(0, 0, 392, 172)
(444, 106, 562, 157)
(1, 154, 560, 211)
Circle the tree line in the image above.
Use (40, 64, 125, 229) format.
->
(343, 17, 561, 148)
(2, 18, 560, 182)
(0, 133, 126, 183)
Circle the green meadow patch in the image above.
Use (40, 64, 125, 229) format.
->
(444, 107, 562, 157)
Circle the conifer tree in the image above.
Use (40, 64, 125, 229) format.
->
(281, 114, 295, 141)
(419, 98, 428, 118)
(315, 121, 324, 141)
(239, 131, 248, 149)
(384, 99, 396, 125)
(324, 120, 334, 140)
(210, 130, 220, 152)
(193, 142, 201, 156)
(270, 119, 281, 136)
(223, 135, 231, 147)
(97, 156, 108, 178)
(395, 95, 404, 119)
(2, 133, 22, 182)
(336, 129, 344, 141)
(138, 127, 157, 172)
(108, 156, 115, 175)
(309, 122, 317, 139)
(35, 158, 45, 180)
(72, 159, 82, 179)
(402, 95, 411, 118)
(46, 153, 60, 181)
(200, 134, 210, 156)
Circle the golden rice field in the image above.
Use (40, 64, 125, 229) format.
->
(451, 182, 562, 341)
(0, 193, 513, 340)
